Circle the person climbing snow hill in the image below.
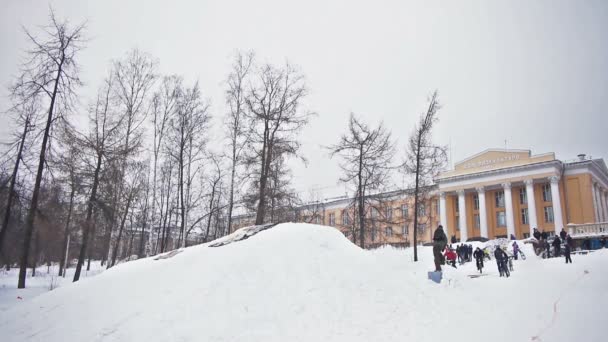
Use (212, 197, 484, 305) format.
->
(512, 241, 520, 260)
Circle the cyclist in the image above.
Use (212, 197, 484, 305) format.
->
(473, 247, 484, 273)
(494, 246, 510, 277)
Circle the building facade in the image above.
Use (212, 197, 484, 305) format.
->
(232, 149, 608, 247)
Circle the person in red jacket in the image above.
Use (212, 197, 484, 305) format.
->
(444, 247, 457, 268)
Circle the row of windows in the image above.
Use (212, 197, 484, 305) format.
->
(460, 205, 555, 230)
(370, 223, 427, 241)
(457, 184, 553, 212)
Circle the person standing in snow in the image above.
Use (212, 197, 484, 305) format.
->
(433, 225, 448, 272)
(494, 246, 509, 277)
(553, 236, 562, 257)
(473, 247, 484, 273)
(559, 228, 567, 241)
(564, 242, 572, 264)
(512, 241, 520, 260)
(541, 230, 548, 241)
(451, 235, 457, 244)
(510, 234, 516, 240)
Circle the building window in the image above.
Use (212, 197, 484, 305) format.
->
(474, 214, 480, 229)
(523, 233, 530, 239)
(544, 206, 554, 223)
(521, 208, 529, 225)
(496, 211, 506, 227)
(371, 207, 378, 219)
(542, 184, 552, 202)
(519, 189, 527, 205)
(473, 194, 479, 210)
(418, 203, 426, 217)
(385, 227, 393, 237)
(402, 223, 408, 236)
(386, 207, 393, 221)
(401, 204, 409, 218)
(417, 223, 427, 234)
(342, 210, 349, 225)
(329, 213, 335, 226)
(495, 191, 505, 208)
(455, 218, 460, 231)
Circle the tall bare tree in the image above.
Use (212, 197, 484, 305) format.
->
(166, 81, 210, 248)
(328, 114, 396, 248)
(224, 51, 253, 234)
(245, 62, 312, 225)
(148, 75, 181, 254)
(73, 76, 125, 282)
(11, 11, 86, 288)
(0, 98, 40, 257)
(403, 90, 447, 261)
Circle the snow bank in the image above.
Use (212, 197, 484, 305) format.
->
(0, 223, 606, 342)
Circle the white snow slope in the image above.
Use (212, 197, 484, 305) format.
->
(1, 223, 606, 342)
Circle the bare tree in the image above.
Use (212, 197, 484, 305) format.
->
(403, 90, 447, 261)
(109, 161, 146, 268)
(11, 11, 86, 288)
(148, 75, 181, 254)
(224, 51, 253, 234)
(0, 98, 40, 257)
(166, 81, 210, 248)
(244, 62, 312, 225)
(73, 76, 124, 282)
(328, 114, 396, 248)
(103, 49, 156, 263)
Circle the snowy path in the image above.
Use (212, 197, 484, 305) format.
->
(0, 223, 606, 342)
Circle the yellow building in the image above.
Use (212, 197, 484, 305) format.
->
(232, 149, 608, 247)
(436, 149, 608, 241)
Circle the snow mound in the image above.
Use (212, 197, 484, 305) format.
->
(1, 223, 607, 342)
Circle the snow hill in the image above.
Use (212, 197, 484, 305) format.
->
(1, 223, 607, 342)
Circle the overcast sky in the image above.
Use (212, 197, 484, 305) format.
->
(1, 0, 607, 199)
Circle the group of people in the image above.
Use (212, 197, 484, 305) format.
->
(532, 227, 573, 263)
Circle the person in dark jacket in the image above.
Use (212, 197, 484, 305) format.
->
(473, 247, 484, 273)
(566, 234, 573, 248)
(541, 230, 548, 241)
(559, 228, 567, 240)
(533, 228, 541, 240)
(564, 243, 572, 264)
(451, 235, 457, 244)
(494, 247, 509, 277)
(553, 236, 562, 257)
(433, 225, 448, 271)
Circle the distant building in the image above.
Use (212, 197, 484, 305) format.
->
(233, 149, 608, 247)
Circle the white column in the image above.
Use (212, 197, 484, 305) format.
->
(439, 192, 447, 232)
(457, 190, 468, 242)
(476, 187, 488, 238)
(600, 188, 608, 223)
(549, 176, 564, 235)
(592, 182, 601, 223)
(524, 179, 538, 236)
(502, 182, 516, 238)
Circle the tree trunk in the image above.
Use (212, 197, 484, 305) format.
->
(0, 118, 29, 256)
(413, 133, 422, 262)
(18, 58, 64, 289)
(86, 216, 97, 271)
(73, 152, 102, 282)
(58, 185, 75, 276)
(357, 147, 365, 249)
(110, 194, 133, 268)
(255, 126, 270, 225)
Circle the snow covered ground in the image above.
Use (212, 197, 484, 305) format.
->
(0, 262, 105, 312)
(0, 223, 606, 342)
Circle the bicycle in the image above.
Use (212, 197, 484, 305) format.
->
(518, 250, 526, 260)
